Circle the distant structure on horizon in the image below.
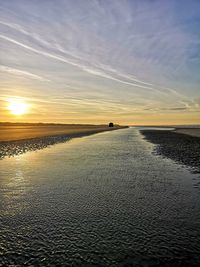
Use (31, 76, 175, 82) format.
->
(109, 122, 114, 127)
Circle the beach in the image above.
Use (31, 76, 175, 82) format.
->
(0, 123, 126, 142)
(140, 129, 200, 173)
(174, 128, 200, 137)
(0, 123, 127, 159)
(1, 127, 200, 266)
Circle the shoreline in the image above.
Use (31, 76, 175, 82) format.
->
(0, 126, 127, 159)
(0, 123, 127, 142)
(140, 129, 200, 173)
(174, 128, 200, 137)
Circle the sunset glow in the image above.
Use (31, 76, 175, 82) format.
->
(8, 99, 28, 116)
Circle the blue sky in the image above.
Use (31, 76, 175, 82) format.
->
(0, 0, 200, 124)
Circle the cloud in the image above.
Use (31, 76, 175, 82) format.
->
(170, 107, 187, 111)
(0, 65, 50, 82)
(0, 33, 189, 100)
(0, 0, 199, 123)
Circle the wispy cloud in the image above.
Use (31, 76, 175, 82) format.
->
(0, 33, 190, 101)
(0, 65, 50, 82)
(0, 0, 199, 123)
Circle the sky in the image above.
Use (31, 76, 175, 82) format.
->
(0, 0, 200, 125)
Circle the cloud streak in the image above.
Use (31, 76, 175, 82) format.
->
(0, 65, 50, 82)
(0, 33, 191, 101)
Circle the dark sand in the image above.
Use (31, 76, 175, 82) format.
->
(0, 123, 127, 159)
(140, 129, 200, 173)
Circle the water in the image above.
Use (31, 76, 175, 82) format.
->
(0, 128, 200, 266)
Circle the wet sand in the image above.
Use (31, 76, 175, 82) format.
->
(140, 129, 200, 173)
(174, 128, 200, 137)
(0, 123, 126, 142)
(1, 127, 200, 266)
(0, 123, 127, 159)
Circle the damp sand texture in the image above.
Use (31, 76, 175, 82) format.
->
(0, 128, 200, 266)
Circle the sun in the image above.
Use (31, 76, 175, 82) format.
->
(8, 99, 28, 116)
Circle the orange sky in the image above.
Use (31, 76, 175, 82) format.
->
(1, 96, 199, 126)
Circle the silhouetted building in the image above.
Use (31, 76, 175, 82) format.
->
(109, 122, 114, 127)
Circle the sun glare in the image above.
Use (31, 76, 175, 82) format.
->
(8, 99, 28, 116)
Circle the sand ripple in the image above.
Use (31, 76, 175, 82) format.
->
(140, 130, 200, 174)
(0, 135, 73, 159)
(0, 128, 200, 266)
